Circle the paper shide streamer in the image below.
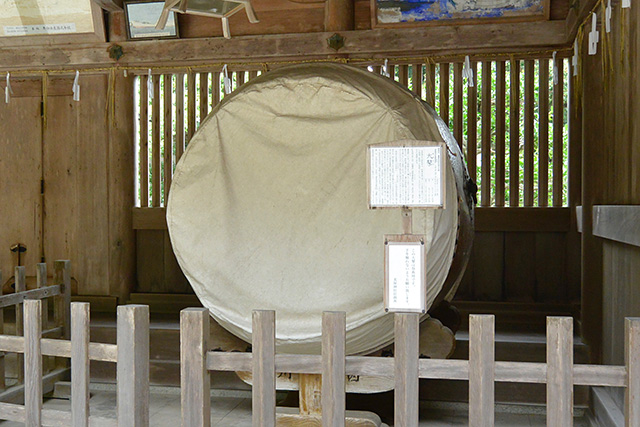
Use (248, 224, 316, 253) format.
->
(72, 71, 80, 102)
(223, 64, 232, 94)
(462, 56, 474, 87)
(5, 72, 13, 104)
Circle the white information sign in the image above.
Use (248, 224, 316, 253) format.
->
(384, 236, 426, 313)
(368, 142, 445, 208)
(4, 23, 76, 36)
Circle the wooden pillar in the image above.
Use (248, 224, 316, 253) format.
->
(469, 314, 495, 427)
(547, 317, 573, 427)
(24, 300, 42, 427)
(322, 311, 346, 427)
(626, 318, 640, 426)
(394, 313, 419, 427)
(180, 308, 211, 427)
(581, 32, 604, 362)
(252, 310, 276, 427)
(15, 266, 25, 384)
(324, 0, 354, 31)
(117, 304, 149, 426)
(109, 71, 136, 301)
(71, 302, 90, 427)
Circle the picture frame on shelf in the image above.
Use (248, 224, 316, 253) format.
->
(124, 0, 179, 39)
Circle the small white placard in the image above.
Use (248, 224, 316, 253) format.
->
(368, 142, 445, 208)
(384, 236, 426, 313)
(4, 23, 77, 36)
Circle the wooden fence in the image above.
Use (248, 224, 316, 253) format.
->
(184, 308, 640, 427)
(0, 262, 71, 402)
(0, 299, 149, 426)
(134, 57, 571, 210)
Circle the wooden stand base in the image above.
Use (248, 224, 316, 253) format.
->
(276, 407, 386, 426)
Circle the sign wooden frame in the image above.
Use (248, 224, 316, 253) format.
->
(367, 140, 446, 209)
(383, 234, 427, 313)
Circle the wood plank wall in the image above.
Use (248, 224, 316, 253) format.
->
(0, 75, 135, 299)
(577, 0, 640, 370)
(133, 60, 577, 307)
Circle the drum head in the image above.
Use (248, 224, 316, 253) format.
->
(167, 63, 459, 354)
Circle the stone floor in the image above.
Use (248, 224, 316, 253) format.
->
(0, 384, 591, 426)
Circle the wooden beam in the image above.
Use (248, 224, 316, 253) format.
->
(93, 0, 123, 12)
(475, 207, 571, 232)
(592, 205, 640, 247)
(0, 21, 567, 71)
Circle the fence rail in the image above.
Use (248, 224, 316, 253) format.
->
(134, 56, 571, 211)
(186, 309, 640, 427)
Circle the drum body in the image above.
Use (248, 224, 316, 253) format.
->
(167, 63, 474, 355)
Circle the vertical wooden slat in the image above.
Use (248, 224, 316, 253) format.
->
(211, 72, 221, 108)
(547, 317, 573, 427)
(481, 61, 492, 207)
(509, 59, 521, 206)
(163, 74, 173, 203)
(0, 269, 4, 390)
(553, 58, 565, 207)
(15, 266, 25, 384)
(626, 318, 640, 427)
(322, 311, 346, 427)
(411, 64, 423, 99)
(394, 313, 419, 427)
(539, 59, 550, 207)
(469, 314, 495, 427)
(71, 302, 90, 427)
(453, 62, 463, 148)
(398, 65, 408, 88)
(237, 70, 246, 87)
(54, 260, 71, 340)
(249, 70, 258, 80)
(187, 71, 196, 144)
(24, 300, 42, 427)
(36, 263, 51, 375)
(175, 73, 185, 162)
(423, 62, 435, 105)
(199, 72, 209, 122)
(117, 305, 150, 427)
(467, 61, 478, 184)
(495, 61, 506, 206)
(252, 310, 276, 427)
(439, 63, 450, 125)
(151, 75, 161, 207)
(523, 60, 535, 206)
(180, 308, 211, 427)
(139, 74, 149, 207)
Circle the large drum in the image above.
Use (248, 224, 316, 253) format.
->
(167, 63, 474, 355)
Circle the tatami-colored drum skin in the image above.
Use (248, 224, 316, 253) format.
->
(167, 63, 474, 355)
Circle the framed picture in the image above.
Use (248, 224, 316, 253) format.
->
(371, 0, 550, 27)
(124, 0, 179, 39)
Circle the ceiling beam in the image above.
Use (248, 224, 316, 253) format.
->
(0, 20, 567, 71)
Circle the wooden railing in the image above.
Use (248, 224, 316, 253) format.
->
(0, 262, 71, 402)
(0, 300, 149, 426)
(134, 56, 571, 211)
(183, 308, 640, 426)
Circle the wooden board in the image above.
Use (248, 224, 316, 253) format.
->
(0, 94, 42, 278)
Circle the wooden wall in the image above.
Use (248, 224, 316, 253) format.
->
(0, 74, 135, 299)
(578, 0, 640, 366)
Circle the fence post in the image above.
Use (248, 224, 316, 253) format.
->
(626, 318, 640, 427)
(54, 260, 71, 340)
(117, 305, 149, 427)
(180, 308, 211, 427)
(36, 263, 51, 374)
(547, 316, 573, 427)
(322, 311, 346, 427)
(15, 266, 26, 384)
(394, 313, 419, 427)
(71, 302, 90, 427)
(0, 268, 4, 390)
(469, 314, 495, 427)
(24, 299, 42, 427)
(252, 310, 275, 427)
